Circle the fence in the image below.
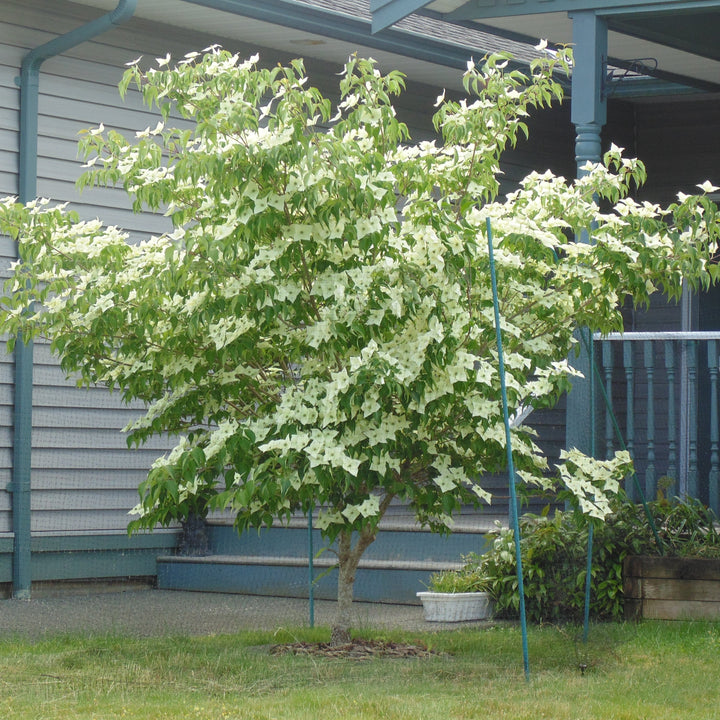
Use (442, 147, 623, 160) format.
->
(594, 332, 720, 514)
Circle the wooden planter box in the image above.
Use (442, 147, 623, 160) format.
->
(623, 556, 720, 620)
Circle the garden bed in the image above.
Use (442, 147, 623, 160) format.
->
(623, 555, 720, 620)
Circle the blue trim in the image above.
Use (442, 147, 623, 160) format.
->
(10, 342, 32, 599)
(28, 533, 177, 553)
(570, 12, 608, 132)
(30, 533, 176, 582)
(446, 0, 720, 21)
(1, 533, 178, 585)
(604, 51, 720, 95)
(565, 11, 607, 462)
(208, 523, 491, 562)
(369, 0, 430, 32)
(158, 558, 435, 604)
(13, 0, 137, 600)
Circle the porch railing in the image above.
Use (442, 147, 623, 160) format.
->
(593, 331, 720, 515)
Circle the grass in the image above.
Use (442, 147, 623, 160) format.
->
(1, 621, 719, 719)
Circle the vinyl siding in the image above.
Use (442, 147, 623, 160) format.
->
(2, 0, 656, 564)
(0, 0, 586, 549)
(608, 97, 720, 505)
(0, 0, 184, 545)
(0, 0, 471, 549)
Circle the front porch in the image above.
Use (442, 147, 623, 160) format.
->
(595, 331, 720, 514)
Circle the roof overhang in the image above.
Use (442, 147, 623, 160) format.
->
(371, 0, 720, 92)
(68, 0, 540, 92)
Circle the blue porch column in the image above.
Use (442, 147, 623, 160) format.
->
(566, 11, 607, 457)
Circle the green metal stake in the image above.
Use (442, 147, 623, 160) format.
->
(546, 255, 596, 644)
(583, 522, 594, 644)
(581, 332, 665, 556)
(583, 324, 595, 645)
(308, 508, 315, 628)
(486, 218, 530, 681)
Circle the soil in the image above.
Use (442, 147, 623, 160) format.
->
(269, 639, 442, 659)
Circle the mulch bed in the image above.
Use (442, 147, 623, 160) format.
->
(269, 639, 442, 659)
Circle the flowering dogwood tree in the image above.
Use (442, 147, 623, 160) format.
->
(1, 47, 719, 641)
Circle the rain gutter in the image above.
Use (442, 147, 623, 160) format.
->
(11, 0, 137, 599)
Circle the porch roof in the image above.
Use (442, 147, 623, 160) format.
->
(66, 0, 717, 96)
(62, 0, 541, 93)
(371, 0, 720, 92)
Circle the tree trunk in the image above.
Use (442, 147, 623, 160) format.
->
(330, 493, 395, 645)
(331, 527, 374, 645)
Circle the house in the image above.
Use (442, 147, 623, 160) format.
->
(1, 0, 719, 601)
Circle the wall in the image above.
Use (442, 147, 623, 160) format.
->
(0, 0, 627, 588)
(0, 0, 211, 586)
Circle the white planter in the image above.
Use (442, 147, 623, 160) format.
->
(416, 591, 494, 622)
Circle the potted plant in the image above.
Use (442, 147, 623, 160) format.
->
(417, 554, 494, 622)
(128, 452, 218, 557)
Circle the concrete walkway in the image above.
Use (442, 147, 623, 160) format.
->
(0, 589, 452, 640)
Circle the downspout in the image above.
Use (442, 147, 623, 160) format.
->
(12, 0, 137, 599)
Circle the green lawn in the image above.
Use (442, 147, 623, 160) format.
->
(1, 621, 718, 719)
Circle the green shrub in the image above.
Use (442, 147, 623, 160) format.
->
(651, 495, 720, 558)
(475, 496, 720, 623)
(427, 556, 490, 593)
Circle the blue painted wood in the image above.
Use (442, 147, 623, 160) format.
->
(708, 340, 719, 512)
(369, 0, 428, 32)
(0, 539, 13, 586)
(158, 558, 432, 605)
(444, 0, 706, 21)
(623, 341, 635, 499)
(565, 12, 607, 464)
(644, 341, 656, 500)
(0, 532, 178, 584)
(31, 548, 161, 582)
(597, 335, 720, 508)
(687, 341, 699, 499)
(665, 341, 678, 484)
(603, 341, 614, 459)
(207, 524, 491, 565)
(570, 12, 608, 132)
(158, 522, 496, 603)
(27, 533, 178, 553)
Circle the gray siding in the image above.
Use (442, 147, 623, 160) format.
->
(0, 0, 585, 548)
(636, 97, 720, 205)
(1, 0, 494, 551)
(6, 0, 683, 562)
(0, 0, 186, 544)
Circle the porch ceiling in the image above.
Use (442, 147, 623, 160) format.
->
(371, 1, 720, 91)
(65, 0, 543, 92)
